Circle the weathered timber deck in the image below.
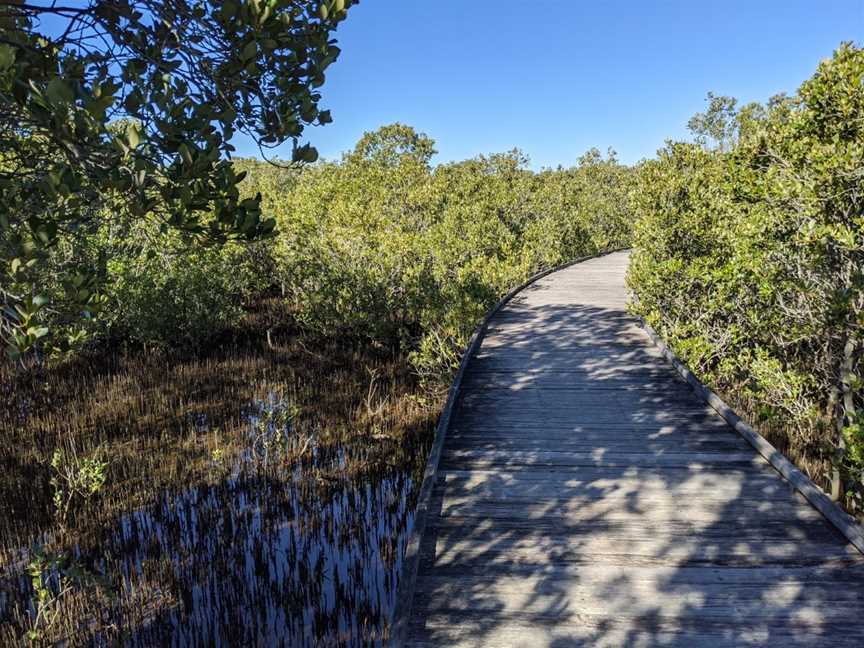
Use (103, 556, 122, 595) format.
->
(403, 251, 864, 647)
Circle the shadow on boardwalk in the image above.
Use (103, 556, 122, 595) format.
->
(406, 258, 864, 648)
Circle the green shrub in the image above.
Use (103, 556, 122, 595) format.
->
(106, 237, 250, 347)
(5, 122, 636, 381)
(628, 43, 864, 512)
(261, 126, 636, 381)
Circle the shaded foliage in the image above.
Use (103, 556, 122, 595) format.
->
(0, 0, 354, 357)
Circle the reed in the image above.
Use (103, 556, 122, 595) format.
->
(0, 299, 440, 645)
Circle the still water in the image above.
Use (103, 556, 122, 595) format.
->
(1, 392, 432, 646)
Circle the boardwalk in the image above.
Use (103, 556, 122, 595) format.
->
(404, 251, 864, 647)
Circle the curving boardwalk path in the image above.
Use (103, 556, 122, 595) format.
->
(405, 251, 864, 647)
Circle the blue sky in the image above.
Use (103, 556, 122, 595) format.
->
(240, 0, 863, 168)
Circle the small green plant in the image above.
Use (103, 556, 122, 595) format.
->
(252, 399, 302, 468)
(24, 549, 114, 643)
(49, 447, 108, 526)
(209, 427, 226, 467)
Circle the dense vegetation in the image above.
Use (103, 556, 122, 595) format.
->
(1, 0, 354, 358)
(244, 125, 635, 381)
(10, 121, 636, 378)
(628, 43, 864, 514)
(4, 1, 860, 642)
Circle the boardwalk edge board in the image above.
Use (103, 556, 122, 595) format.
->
(387, 249, 626, 648)
(638, 317, 864, 556)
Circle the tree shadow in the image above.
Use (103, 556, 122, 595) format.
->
(406, 253, 864, 647)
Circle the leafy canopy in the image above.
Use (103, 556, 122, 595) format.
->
(630, 43, 864, 511)
(0, 0, 354, 357)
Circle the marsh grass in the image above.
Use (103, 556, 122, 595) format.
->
(0, 299, 440, 645)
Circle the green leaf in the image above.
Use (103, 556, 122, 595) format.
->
(32, 294, 50, 309)
(46, 77, 74, 104)
(241, 41, 257, 62)
(0, 44, 15, 71)
(28, 326, 50, 339)
(292, 144, 318, 163)
(127, 123, 143, 149)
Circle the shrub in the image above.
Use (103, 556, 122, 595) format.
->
(105, 235, 251, 348)
(628, 43, 864, 513)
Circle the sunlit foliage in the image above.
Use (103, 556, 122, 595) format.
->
(263, 125, 636, 382)
(628, 43, 864, 512)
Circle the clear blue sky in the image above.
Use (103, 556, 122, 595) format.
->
(240, 0, 863, 168)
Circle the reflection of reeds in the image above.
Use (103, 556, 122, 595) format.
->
(0, 299, 440, 646)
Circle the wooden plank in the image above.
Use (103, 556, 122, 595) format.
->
(444, 437, 751, 452)
(453, 410, 729, 426)
(435, 498, 825, 524)
(457, 390, 706, 408)
(434, 459, 777, 478)
(415, 563, 864, 589)
(436, 465, 784, 484)
(422, 532, 862, 569)
(471, 348, 667, 363)
(426, 515, 854, 543)
(438, 468, 784, 489)
(438, 471, 795, 500)
(438, 449, 765, 469)
(466, 366, 683, 380)
(412, 576, 864, 619)
(460, 375, 691, 391)
(448, 420, 735, 434)
(407, 618, 864, 648)
(639, 317, 864, 555)
(448, 428, 736, 442)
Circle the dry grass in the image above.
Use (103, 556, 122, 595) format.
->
(0, 299, 441, 646)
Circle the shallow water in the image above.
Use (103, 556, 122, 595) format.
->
(1, 352, 435, 646)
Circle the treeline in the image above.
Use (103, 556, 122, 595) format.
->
(627, 43, 864, 511)
(247, 126, 634, 380)
(16, 124, 635, 381)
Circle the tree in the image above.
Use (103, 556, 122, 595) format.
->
(0, 0, 355, 358)
(347, 122, 437, 168)
(687, 92, 738, 152)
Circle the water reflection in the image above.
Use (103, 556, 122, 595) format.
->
(1, 394, 429, 646)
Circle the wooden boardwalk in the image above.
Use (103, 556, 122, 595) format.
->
(403, 251, 864, 647)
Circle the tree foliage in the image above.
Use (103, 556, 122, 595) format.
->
(687, 91, 739, 151)
(266, 125, 636, 382)
(629, 43, 864, 512)
(0, 0, 354, 357)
